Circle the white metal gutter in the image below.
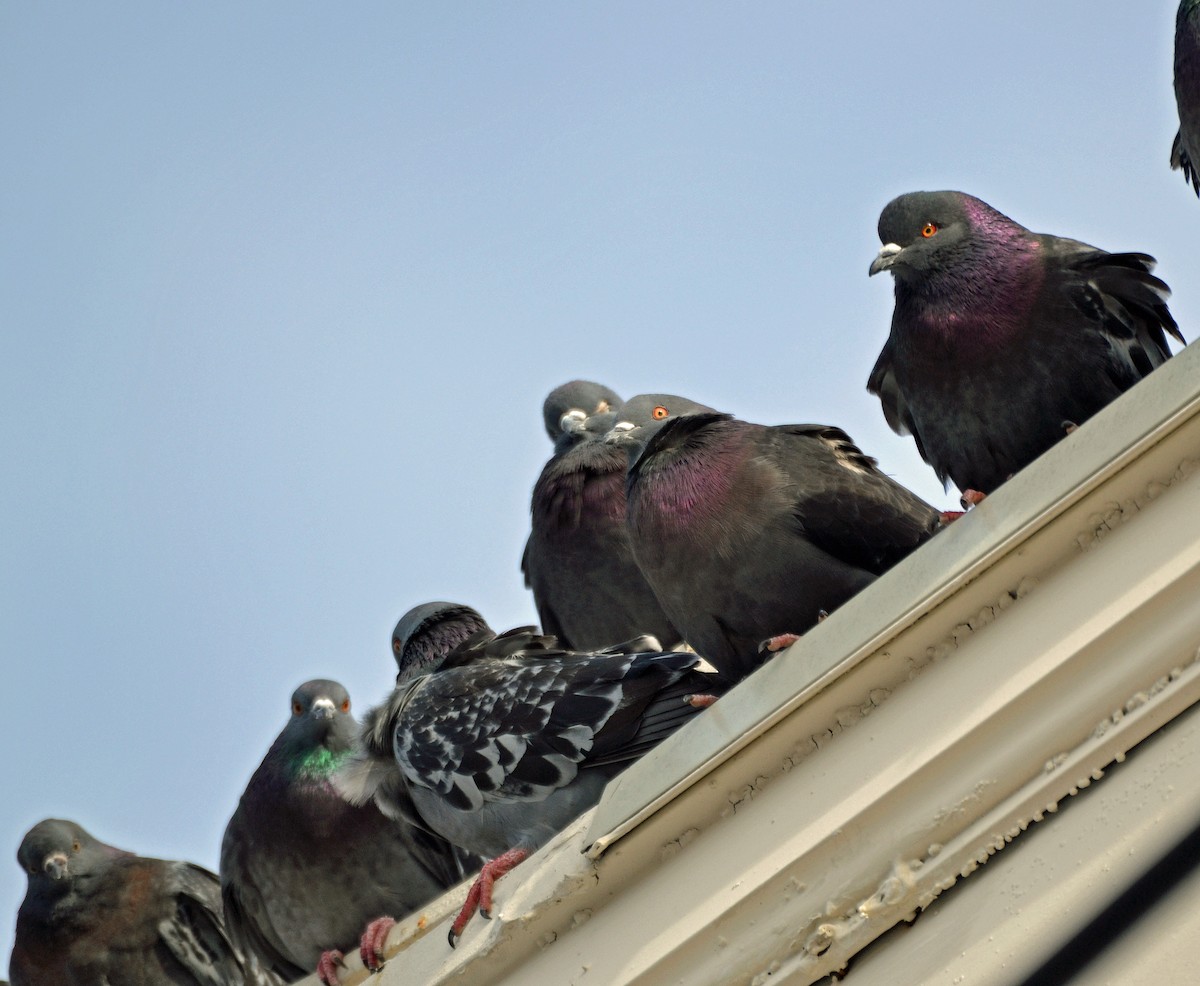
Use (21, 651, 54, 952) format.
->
(308, 340, 1200, 986)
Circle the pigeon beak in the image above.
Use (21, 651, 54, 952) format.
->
(559, 410, 587, 436)
(869, 242, 903, 276)
(603, 421, 638, 445)
(310, 697, 336, 720)
(43, 852, 69, 880)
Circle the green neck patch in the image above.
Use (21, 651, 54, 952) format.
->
(291, 745, 349, 781)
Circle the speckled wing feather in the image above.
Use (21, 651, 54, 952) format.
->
(161, 863, 262, 986)
(394, 648, 705, 811)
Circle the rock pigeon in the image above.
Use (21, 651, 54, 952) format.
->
(10, 817, 270, 986)
(538, 379, 623, 443)
(1175, 0, 1200, 195)
(868, 191, 1183, 495)
(608, 393, 943, 684)
(338, 601, 721, 947)
(221, 679, 466, 985)
(523, 407, 683, 650)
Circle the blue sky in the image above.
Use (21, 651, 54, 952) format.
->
(3, 2, 1194, 964)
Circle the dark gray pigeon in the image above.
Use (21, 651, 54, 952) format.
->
(523, 407, 683, 650)
(868, 191, 1182, 495)
(338, 602, 721, 947)
(1175, 1, 1200, 195)
(539, 379, 623, 443)
(609, 394, 943, 684)
(10, 818, 271, 986)
(221, 679, 466, 985)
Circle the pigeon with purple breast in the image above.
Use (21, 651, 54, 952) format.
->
(220, 679, 466, 986)
(1175, 1, 1200, 195)
(10, 817, 273, 986)
(608, 394, 944, 685)
(337, 601, 721, 947)
(868, 191, 1182, 496)
(523, 405, 683, 651)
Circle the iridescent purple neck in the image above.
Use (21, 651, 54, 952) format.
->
(898, 202, 1042, 352)
(632, 426, 747, 535)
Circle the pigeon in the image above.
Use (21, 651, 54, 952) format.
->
(338, 601, 721, 947)
(10, 817, 270, 986)
(1175, 0, 1200, 195)
(221, 679, 466, 985)
(538, 379, 623, 443)
(523, 407, 683, 650)
(608, 393, 943, 684)
(868, 191, 1183, 496)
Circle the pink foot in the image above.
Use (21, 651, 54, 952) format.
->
(939, 510, 965, 525)
(960, 489, 987, 508)
(360, 915, 396, 972)
(448, 848, 530, 947)
(684, 693, 719, 708)
(759, 632, 802, 654)
(316, 949, 344, 986)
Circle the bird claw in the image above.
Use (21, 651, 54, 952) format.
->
(684, 693, 719, 708)
(960, 489, 987, 508)
(359, 915, 396, 972)
(446, 848, 529, 947)
(1062, 419, 1079, 435)
(315, 949, 345, 986)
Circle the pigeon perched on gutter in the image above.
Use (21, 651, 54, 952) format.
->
(609, 393, 943, 684)
(868, 190, 1182, 495)
(523, 407, 683, 650)
(339, 602, 721, 947)
(221, 679, 465, 985)
(1175, 0, 1200, 195)
(11, 818, 271, 986)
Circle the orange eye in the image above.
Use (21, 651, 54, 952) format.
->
(292, 701, 303, 715)
(72, 841, 81, 852)
(921, 222, 938, 238)
(652, 405, 669, 420)
(340, 699, 350, 713)
(392, 639, 402, 654)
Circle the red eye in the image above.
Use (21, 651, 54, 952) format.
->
(652, 405, 669, 420)
(292, 701, 303, 716)
(340, 699, 350, 713)
(921, 222, 938, 238)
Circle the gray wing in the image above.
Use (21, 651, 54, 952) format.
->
(161, 862, 278, 986)
(219, 816, 306, 984)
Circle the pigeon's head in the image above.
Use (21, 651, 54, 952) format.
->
(392, 601, 491, 683)
(604, 393, 718, 453)
(552, 408, 619, 456)
(18, 819, 127, 896)
(869, 191, 1021, 285)
(279, 679, 357, 765)
(542, 380, 623, 443)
